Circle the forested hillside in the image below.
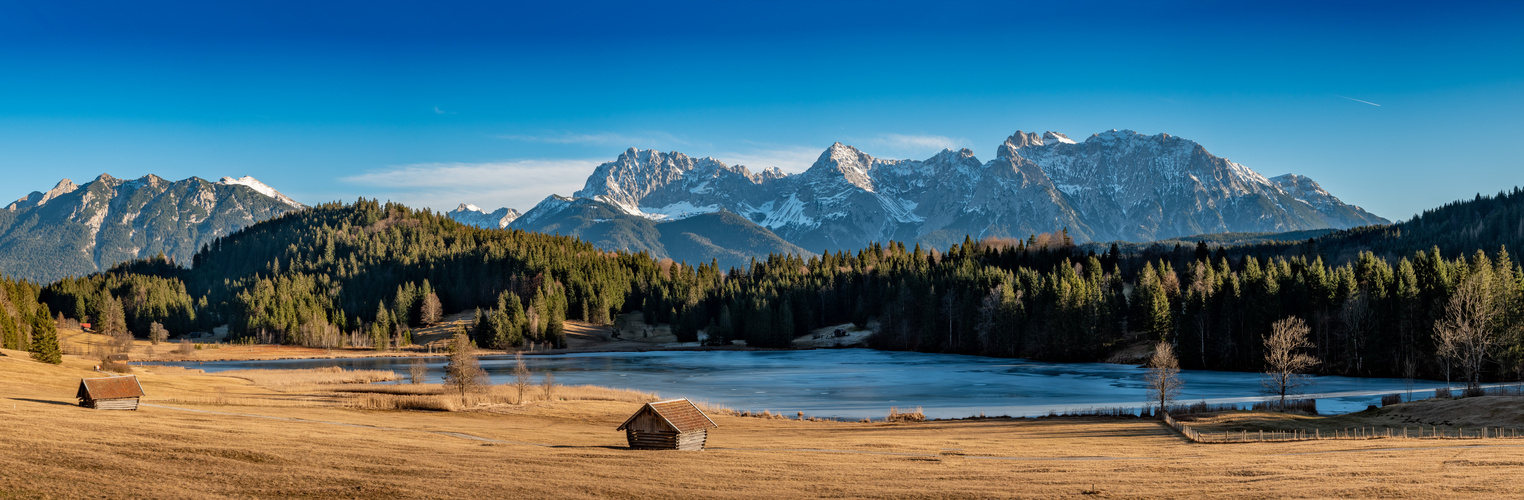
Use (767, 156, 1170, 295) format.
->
(42, 191, 1524, 384)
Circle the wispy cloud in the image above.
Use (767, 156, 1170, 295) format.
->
(1337, 95, 1382, 107)
(714, 146, 824, 174)
(339, 159, 599, 212)
(868, 133, 967, 151)
(498, 131, 686, 148)
(433, 106, 456, 115)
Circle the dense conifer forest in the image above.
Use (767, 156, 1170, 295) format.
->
(34, 189, 1524, 384)
(0, 272, 61, 364)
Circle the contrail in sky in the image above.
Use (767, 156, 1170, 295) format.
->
(1337, 95, 1382, 107)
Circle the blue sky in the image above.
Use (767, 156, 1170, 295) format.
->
(1, 0, 1521, 221)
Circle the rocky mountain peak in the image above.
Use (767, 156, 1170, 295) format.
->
(807, 143, 878, 192)
(4, 178, 80, 211)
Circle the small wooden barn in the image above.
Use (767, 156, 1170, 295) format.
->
(616, 399, 718, 450)
(77, 375, 145, 410)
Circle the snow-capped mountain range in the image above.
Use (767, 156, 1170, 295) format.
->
(493, 129, 1386, 251)
(0, 174, 304, 283)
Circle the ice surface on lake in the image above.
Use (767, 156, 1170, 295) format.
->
(157, 349, 1457, 419)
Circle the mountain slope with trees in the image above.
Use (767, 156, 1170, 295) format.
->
(0, 174, 303, 283)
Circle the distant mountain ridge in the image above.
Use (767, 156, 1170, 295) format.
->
(0, 174, 304, 283)
(446, 204, 520, 229)
(506, 128, 1385, 253)
(505, 195, 807, 270)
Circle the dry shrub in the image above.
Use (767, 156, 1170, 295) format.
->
(345, 393, 459, 411)
(99, 358, 133, 373)
(1249, 398, 1318, 414)
(737, 410, 790, 420)
(887, 406, 926, 422)
(1382, 394, 1404, 406)
(220, 367, 400, 387)
(1435, 387, 1453, 398)
(409, 359, 427, 384)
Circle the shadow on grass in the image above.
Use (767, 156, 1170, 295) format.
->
(9, 398, 77, 407)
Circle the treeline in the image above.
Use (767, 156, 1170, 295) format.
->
(0, 272, 61, 364)
(43, 200, 650, 350)
(660, 236, 1523, 381)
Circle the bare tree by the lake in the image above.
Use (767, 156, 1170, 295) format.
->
(409, 358, 427, 384)
(541, 371, 556, 402)
(1263, 316, 1319, 410)
(1145, 341, 1182, 416)
(443, 329, 486, 402)
(1435, 270, 1503, 395)
(513, 353, 533, 404)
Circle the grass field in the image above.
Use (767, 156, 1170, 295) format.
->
(4, 348, 1524, 498)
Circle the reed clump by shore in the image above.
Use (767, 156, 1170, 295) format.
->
(219, 366, 400, 387)
(887, 406, 925, 422)
(337, 382, 659, 411)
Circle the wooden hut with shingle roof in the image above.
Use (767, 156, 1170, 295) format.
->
(616, 398, 718, 450)
(77, 375, 145, 410)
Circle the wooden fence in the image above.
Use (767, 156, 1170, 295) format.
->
(1160, 412, 1524, 444)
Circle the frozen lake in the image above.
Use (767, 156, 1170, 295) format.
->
(152, 349, 1459, 419)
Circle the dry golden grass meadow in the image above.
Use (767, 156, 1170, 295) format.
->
(8, 330, 1524, 498)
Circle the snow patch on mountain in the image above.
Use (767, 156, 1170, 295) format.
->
(218, 176, 305, 208)
(637, 201, 723, 221)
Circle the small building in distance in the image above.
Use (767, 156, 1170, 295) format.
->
(77, 375, 145, 410)
(616, 398, 718, 450)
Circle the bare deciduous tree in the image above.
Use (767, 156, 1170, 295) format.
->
(1145, 341, 1182, 416)
(409, 358, 427, 384)
(541, 371, 556, 402)
(443, 330, 486, 402)
(1263, 316, 1319, 410)
(421, 293, 443, 325)
(512, 353, 533, 404)
(1435, 272, 1502, 394)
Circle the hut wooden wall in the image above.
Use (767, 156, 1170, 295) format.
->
(626, 429, 707, 450)
(85, 397, 140, 410)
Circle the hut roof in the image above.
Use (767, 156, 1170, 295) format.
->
(617, 399, 718, 433)
(77, 376, 145, 401)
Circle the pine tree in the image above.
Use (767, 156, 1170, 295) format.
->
(29, 304, 61, 364)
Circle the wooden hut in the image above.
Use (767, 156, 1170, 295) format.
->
(616, 399, 718, 450)
(77, 375, 145, 410)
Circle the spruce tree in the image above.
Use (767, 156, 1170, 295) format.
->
(29, 304, 61, 364)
